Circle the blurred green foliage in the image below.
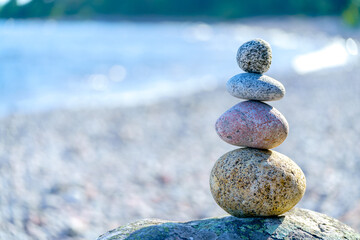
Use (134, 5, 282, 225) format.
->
(343, 0, 360, 26)
(0, 0, 358, 25)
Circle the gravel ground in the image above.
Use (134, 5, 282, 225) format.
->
(1, 18, 360, 240)
(1, 62, 360, 239)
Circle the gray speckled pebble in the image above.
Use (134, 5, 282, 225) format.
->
(210, 148, 306, 217)
(226, 73, 285, 101)
(236, 39, 272, 74)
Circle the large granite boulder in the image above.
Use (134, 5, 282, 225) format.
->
(97, 208, 360, 240)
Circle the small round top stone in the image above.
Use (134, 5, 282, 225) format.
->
(236, 39, 272, 74)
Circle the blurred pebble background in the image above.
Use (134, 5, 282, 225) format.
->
(0, 1, 360, 239)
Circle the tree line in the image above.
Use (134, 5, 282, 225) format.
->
(0, 0, 358, 26)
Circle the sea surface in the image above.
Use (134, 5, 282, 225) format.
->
(0, 19, 358, 116)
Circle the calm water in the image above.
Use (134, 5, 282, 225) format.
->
(0, 20, 358, 116)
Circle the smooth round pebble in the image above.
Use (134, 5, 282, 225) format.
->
(236, 39, 272, 74)
(226, 73, 285, 101)
(215, 101, 288, 149)
(210, 148, 306, 217)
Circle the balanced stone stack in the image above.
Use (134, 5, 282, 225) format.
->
(97, 39, 360, 240)
(210, 39, 306, 217)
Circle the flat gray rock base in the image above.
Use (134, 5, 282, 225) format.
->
(97, 208, 360, 240)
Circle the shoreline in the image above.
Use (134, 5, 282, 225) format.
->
(1, 17, 360, 239)
(1, 17, 359, 119)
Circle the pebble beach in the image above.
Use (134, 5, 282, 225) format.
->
(1, 18, 360, 239)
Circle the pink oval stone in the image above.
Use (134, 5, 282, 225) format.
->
(215, 101, 288, 149)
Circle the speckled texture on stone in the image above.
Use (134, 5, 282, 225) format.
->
(210, 148, 306, 217)
(97, 208, 360, 240)
(236, 39, 272, 74)
(97, 219, 168, 240)
(215, 100, 288, 149)
(226, 73, 285, 101)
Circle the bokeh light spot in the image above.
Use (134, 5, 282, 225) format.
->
(346, 38, 359, 56)
(108, 65, 127, 82)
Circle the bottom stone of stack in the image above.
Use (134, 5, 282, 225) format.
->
(210, 147, 306, 217)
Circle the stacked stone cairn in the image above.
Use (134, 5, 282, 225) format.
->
(97, 39, 360, 240)
(210, 39, 306, 217)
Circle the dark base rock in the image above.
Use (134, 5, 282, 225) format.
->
(97, 208, 360, 240)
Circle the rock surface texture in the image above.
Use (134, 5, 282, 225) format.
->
(226, 73, 285, 101)
(236, 39, 272, 74)
(210, 148, 306, 217)
(215, 101, 289, 149)
(97, 208, 360, 240)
